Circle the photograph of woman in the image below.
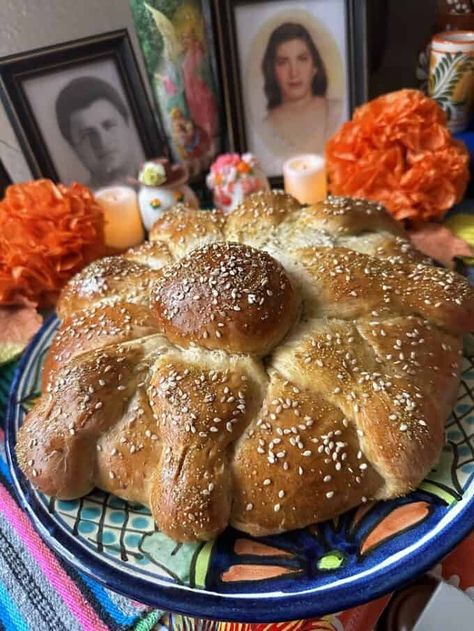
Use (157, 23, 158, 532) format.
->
(261, 22, 341, 157)
(234, 1, 349, 178)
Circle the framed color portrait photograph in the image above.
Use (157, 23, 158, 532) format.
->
(213, 0, 368, 183)
(0, 30, 167, 190)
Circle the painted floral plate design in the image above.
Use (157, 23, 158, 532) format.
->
(6, 316, 474, 622)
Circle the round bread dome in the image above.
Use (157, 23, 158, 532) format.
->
(151, 241, 300, 355)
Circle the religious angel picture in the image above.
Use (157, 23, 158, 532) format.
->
(130, 0, 222, 178)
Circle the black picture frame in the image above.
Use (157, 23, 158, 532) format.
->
(0, 30, 168, 185)
(211, 0, 368, 186)
(0, 159, 12, 197)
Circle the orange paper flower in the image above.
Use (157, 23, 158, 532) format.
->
(0, 179, 105, 308)
(326, 89, 469, 222)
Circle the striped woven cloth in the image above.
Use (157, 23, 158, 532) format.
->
(0, 360, 167, 631)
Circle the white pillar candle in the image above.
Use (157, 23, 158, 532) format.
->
(283, 154, 327, 205)
(94, 186, 145, 250)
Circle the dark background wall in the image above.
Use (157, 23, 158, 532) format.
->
(368, 0, 438, 98)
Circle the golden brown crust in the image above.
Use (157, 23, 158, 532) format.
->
(231, 372, 383, 535)
(149, 204, 225, 258)
(295, 247, 474, 334)
(225, 190, 300, 248)
(123, 240, 174, 269)
(151, 242, 300, 355)
(337, 233, 429, 265)
(17, 342, 151, 499)
(147, 352, 266, 541)
(56, 257, 161, 318)
(309, 196, 406, 237)
(16, 191, 474, 542)
(41, 302, 162, 389)
(270, 316, 460, 499)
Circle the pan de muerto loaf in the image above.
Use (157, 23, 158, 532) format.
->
(16, 192, 474, 542)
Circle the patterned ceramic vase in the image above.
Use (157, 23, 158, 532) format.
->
(429, 30, 474, 132)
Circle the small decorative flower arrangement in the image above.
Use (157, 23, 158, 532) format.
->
(206, 153, 270, 213)
(137, 158, 198, 231)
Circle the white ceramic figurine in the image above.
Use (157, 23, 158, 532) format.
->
(137, 159, 199, 231)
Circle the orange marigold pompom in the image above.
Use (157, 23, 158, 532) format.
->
(0, 179, 105, 307)
(326, 89, 469, 222)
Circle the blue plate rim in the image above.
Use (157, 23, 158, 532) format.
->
(5, 315, 474, 622)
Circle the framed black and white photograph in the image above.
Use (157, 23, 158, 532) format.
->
(0, 30, 167, 190)
(213, 0, 368, 183)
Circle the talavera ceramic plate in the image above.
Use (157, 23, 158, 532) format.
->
(6, 316, 474, 622)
